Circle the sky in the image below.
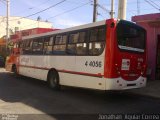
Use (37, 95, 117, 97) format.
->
(0, 0, 160, 29)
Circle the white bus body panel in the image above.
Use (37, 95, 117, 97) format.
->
(59, 73, 106, 90)
(19, 51, 106, 90)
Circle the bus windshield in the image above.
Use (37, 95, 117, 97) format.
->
(117, 20, 146, 53)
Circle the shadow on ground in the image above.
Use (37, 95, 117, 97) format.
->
(0, 69, 160, 119)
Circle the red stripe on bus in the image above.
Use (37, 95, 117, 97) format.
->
(58, 70, 103, 78)
(19, 65, 50, 70)
(19, 65, 103, 78)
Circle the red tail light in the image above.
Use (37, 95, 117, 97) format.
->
(115, 63, 120, 76)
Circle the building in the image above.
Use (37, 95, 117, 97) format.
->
(11, 28, 56, 40)
(132, 13, 160, 80)
(0, 16, 53, 38)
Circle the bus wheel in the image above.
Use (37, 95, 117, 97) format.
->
(48, 70, 60, 90)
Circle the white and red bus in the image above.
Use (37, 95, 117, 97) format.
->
(6, 19, 147, 90)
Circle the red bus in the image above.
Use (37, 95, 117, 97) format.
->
(6, 19, 147, 90)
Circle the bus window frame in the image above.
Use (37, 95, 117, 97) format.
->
(53, 34, 67, 55)
(43, 35, 54, 55)
(19, 25, 106, 56)
(88, 25, 106, 56)
(66, 30, 88, 56)
(32, 37, 44, 55)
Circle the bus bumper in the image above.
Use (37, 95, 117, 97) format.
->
(105, 76, 147, 90)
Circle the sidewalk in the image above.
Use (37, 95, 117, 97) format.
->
(128, 80, 160, 99)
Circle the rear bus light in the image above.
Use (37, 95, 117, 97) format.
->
(115, 63, 120, 75)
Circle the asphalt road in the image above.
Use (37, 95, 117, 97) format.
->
(0, 68, 160, 120)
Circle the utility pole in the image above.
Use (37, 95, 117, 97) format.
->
(93, 0, 98, 22)
(118, 0, 127, 20)
(110, 0, 115, 18)
(137, 0, 140, 15)
(6, 0, 10, 46)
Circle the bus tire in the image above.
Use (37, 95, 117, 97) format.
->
(47, 70, 60, 90)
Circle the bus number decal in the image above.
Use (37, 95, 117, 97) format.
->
(85, 61, 102, 68)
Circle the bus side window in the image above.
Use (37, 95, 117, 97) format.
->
(53, 35, 67, 55)
(32, 37, 44, 55)
(89, 42, 105, 55)
(43, 36, 54, 55)
(67, 31, 87, 55)
(89, 27, 105, 55)
(23, 40, 33, 55)
(90, 29, 98, 42)
(67, 33, 78, 55)
(19, 41, 23, 48)
(76, 43, 87, 55)
(19, 41, 23, 54)
(76, 31, 87, 55)
(98, 28, 105, 41)
(21, 41, 26, 54)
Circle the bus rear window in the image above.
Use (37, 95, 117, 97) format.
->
(117, 20, 146, 52)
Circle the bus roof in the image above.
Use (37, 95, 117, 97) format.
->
(22, 20, 107, 40)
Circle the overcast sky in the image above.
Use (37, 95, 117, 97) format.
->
(0, 0, 160, 29)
